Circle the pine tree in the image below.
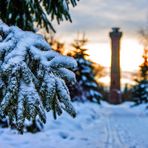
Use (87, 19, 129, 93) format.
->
(0, 0, 79, 32)
(0, 0, 79, 133)
(69, 34, 102, 103)
(132, 26, 148, 106)
(0, 22, 77, 133)
(132, 80, 148, 105)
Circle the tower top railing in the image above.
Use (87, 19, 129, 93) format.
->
(112, 27, 120, 32)
(110, 27, 122, 38)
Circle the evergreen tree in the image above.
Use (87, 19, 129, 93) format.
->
(69, 34, 102, 103)
(132, 80, 148, 105)
(132, 49, 148, 105)
(0, 0, 79, 32)
(132, 26, 148, 106)
(0, 22, 77, 133)
(0, 0, 79, 133)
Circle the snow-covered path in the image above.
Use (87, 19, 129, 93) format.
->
(0, 102, 148, 148)
(100, 104, 148, 148)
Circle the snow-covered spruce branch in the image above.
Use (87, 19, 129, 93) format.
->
(0, 22, 77, 132)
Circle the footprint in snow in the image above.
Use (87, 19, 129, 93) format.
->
(59, 132, 69, 139)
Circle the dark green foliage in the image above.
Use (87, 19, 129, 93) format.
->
(0, 0, 79, 32)
(0, 23, 77, 133)
(0, 117, 8, 128)
(132, 50, 148, 106)
(0, 1, 79, 133)
(132, 80, 148, 106)
(132, 24, 148, 106)
(26, 119, 44, 133)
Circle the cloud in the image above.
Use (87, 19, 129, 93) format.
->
(52, 0, 148, 42)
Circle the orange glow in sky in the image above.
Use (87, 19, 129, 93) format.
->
(85, 39, 144, 87)
(86, 39, 143, 72)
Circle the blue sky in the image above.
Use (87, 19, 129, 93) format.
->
(53, 0, 148, 42)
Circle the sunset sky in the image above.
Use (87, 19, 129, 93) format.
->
(52, 0, 148, 85)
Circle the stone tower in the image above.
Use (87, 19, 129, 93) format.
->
(109, 28, 122, 104)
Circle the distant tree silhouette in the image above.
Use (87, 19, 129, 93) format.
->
(45, 35, 65, 54)
(92, 62, 106, 80)
(139, 49, 148, 80)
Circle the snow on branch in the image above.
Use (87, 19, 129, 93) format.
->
(0, 22, 77, 133)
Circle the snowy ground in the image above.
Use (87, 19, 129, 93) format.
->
(0, 101, 148, 148)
